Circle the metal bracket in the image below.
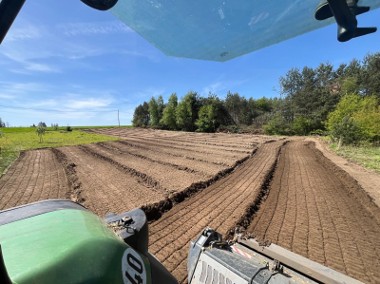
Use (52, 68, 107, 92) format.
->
(315, 0, 377, 41)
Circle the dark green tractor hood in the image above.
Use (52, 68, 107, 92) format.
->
(0, 200, 177, 284)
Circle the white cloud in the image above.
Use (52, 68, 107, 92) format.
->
(28, 99, 60, 109)
(131, 87, 166, 101)
(25, 63, 60, 73)
(4, 24, 42, 42)
(1, 25, 152, 74)
(67, 97, 114, 109)
(201, 78, 250, 97)
(0, 81, 116, 110)
(0, 94, 16, 100)
(201, 81, 224, 96)
(1, 48, 61, 74)
(0, 15, 158, 75)
(59, 21, 132, 37)
(1, 23, 58, 73)
(0, 81, 48, 95)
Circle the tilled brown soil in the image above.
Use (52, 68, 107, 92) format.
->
(56, 146, 166, 216)
(246, 140, 380, 284)
(105, 140, 227, 177)
(148, 140, 284, 283)
(0, 130, 259, 215)
(0, 149, 70, 210)
(1, 129, 379, 284)
(116, 137, 250, 167)
(88, 128, 268, 149)
(81, 143, 215, 193)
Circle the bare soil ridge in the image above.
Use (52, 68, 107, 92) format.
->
(142, 147, 257, 221)
(308, 137, 380, 207)
(1, 129, 379, 284)
(0, 149, 70, 210)
(0, 129, 259, 216)
(148, 141, 285, 283)
(246, 140, 380, 284)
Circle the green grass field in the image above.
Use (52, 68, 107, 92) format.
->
(329, 142, 380, 174)
(0, 127, 119, 174)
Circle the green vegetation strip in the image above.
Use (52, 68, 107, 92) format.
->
(0, 127, 119, 175)
(329, 143, 380, 173)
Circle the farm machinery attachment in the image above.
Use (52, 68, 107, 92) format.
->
(188, 228, 363, 284)
(0, 200, 363, 284)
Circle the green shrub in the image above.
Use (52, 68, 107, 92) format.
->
(327, 94, 380, 145)
(264, 113, 294, 135)
(36, 125, 46, 143)
(330, 116, 363, 145)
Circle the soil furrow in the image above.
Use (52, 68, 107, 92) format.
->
(1, 129, 379, 284)
(0, 150, 70, 210)
(91, 128, 258, 149)
(148, 141, 284, 283)
(97, 142, 209, 177)
(143, 149, 256, 221)
(246, 140, 380, 284)
(79, 145, 169, 195)
(58, 146, 165, 216)
(148, 150, 257, 246)
(225, 142, 285, 239)
(136, 135, 255, 152)
(118, 139, 231, 167)
(1, 151, 35, 209)
(113, 140, 228, 174)
(51, 148, 83, 202)
(124, 136, 250, 158)
(84, 143, 219, 194)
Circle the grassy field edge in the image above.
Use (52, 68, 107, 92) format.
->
(0, 127, 120, 175)
(327, 141, 380, 174)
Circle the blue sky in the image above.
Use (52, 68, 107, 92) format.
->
(1, 1, 380, 127)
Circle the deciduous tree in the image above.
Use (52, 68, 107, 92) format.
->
(196, 104, 217, 132)
(176, 91, 200, 131)
(160, 93, 178, 130)
(132, 102, 150, 127)
(148, 97, 160, 127)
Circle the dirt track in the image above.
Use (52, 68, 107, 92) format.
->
(0, 129, 379, 283)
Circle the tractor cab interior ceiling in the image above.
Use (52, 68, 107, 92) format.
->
(1, 0, 380, 60)
(109, 0, 380, 61)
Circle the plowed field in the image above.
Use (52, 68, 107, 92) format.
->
(0, 128, 379, 284)
(0, 129, 264, 215)
(246, 140, 380, 284)
(0, 149, 70, 209)
(148, 140, 284, 283)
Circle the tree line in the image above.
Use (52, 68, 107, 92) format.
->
(133, 53, 380, 145)
(266, 52, 380, 145)
(133, 92, 276, 133)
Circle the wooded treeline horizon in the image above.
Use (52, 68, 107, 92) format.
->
(133, 53, 380, 145)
